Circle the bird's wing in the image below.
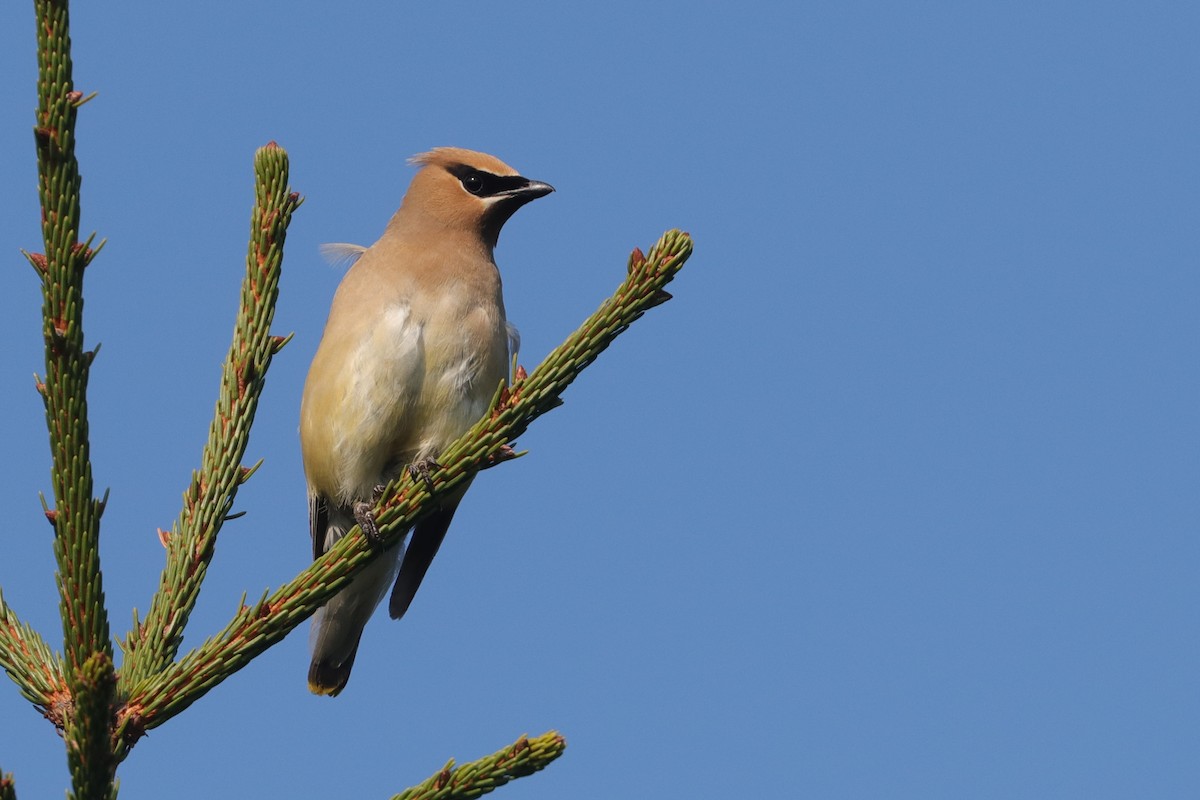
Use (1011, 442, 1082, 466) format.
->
(505, 320, 521, 363)
(505, 320, 521, 382)
(310, 493, 331, 560)
(388, 502, 460, 619)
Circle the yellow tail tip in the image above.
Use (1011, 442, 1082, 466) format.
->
(308, 656, 354, 696)
(308, 679, 342, 696)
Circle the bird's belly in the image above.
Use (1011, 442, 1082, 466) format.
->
(329, 302, 506, 497)
(409, 314, 508, 461)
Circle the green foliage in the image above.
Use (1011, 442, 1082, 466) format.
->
(3, 1, 691, 797)
(392, 733, 567, 800)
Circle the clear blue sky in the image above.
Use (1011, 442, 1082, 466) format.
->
(0, 2, 1196, 797)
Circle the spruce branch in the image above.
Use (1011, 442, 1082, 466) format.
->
(31, 1, 117, 796)
(116, 229, 692, 744)
(65, 653, 117, 800)
(0, 590, 68, 720)
(391, 732, 566, 800)
(119, 143, 301, 689)
(0, 769, 15, 800)
(33, 0, 110, 677)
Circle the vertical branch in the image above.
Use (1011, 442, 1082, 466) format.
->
(33, 0, 108, 676)
(31, 0, 115, 796)
(119, 144, 301, 689)
(65, 654, 117, 800)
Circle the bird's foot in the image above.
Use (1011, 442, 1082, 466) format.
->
(408, 458, 440, 493)
(353, 500, 383, 548)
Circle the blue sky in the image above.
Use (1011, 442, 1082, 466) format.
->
(1, 2, 1197, 797)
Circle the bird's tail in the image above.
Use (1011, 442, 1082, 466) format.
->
(308, 540, 401, 696)
(308, 629, 362, 697)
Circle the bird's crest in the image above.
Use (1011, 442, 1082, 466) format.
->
(409, 147, 519, 177)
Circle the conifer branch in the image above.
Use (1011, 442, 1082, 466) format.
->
(391, 731, 566, 800)
(31, 1, 117, 796)
(119, 144, 301, 689)
(115, 230, 692, 745)
(65, 653, 117, 800)
(33, 0, 109, 678)
(0, 590, 67, 719)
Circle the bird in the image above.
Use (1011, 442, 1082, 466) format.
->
(300, 147, 553, 696)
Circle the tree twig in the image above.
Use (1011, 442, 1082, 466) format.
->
(119, 143, 301, 691)
(30, 1, 115, 796)
(0, 590, 67, 723)
(391, 731, 566, 800)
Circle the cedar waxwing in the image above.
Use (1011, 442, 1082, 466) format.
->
(301, 147, 553, 695)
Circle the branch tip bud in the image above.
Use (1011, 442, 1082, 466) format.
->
(22, 250, 48, 274)
(627, 247, 646, 274)
(269, 332, 294, 354)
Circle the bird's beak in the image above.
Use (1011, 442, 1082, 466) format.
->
(503, 179, 555, 201)
(481, 177, 555, 243)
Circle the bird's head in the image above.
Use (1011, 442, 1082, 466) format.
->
(399, 147, 554, 248)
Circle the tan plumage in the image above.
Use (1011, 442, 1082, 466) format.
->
(302, 147, 553, 695)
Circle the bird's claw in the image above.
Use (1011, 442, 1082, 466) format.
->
(408, 458, 440, 493)
(353, 500, 383, 548)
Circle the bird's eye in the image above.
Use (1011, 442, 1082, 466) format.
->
(462, 173, 484, 195)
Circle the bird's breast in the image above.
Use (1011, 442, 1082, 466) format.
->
(303, 289, 508, 503)
(413, 296, 509, 454)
